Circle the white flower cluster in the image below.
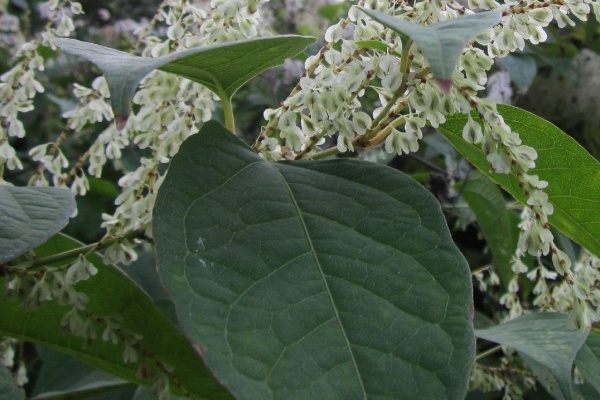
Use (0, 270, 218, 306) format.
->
(0, 13, 24, 52)
(6, 253, 148, 364)
(38, 0, 83, 46)
(473, 266, 501, 292)
(96, 0, 272, 264)
(140, 0, 267, 54)
(470, 363, 536, 400)
(549, 251, 600, 328)
(256, 0, 597, 328)
(0, 338, 27, 386)
(0, 0, 82, 184)
(27, 76, 114, 195)
(0, 45, 45, 177)
(7, 254, 95, 308)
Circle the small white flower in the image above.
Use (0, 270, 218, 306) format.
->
(325, 22, 344, 43)
(518, 222, 553, 256)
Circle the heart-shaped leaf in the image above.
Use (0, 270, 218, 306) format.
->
(475, 313, 588, 400)
(54, 36, 315, 125)
(357, 8, 501, 89)
(0, 233, 232, 399)
(438, 104, 600, 258)
(0, 186, 75, 264)
(154, 121, 475, 399)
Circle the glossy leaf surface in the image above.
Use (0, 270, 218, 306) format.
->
(154, 121, 475, 399)
(0, 187, 75, 264)
(439, 104, 600, 258)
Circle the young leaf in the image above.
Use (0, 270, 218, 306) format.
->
(475, 313, 588, 400)
(0, 233, 232, 399)
(438, 105, 600, 259)
(461, 170, 521, 288)
(54, 36, 315, 127)
(154, 121, 475, 400)
(0, 187, 75, 264)
(357, 8, 501, 89)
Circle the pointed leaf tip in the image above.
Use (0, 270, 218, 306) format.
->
(358, 8, 501, 81)
(435, 78, 453, 93)
(114, 114, 128, 130)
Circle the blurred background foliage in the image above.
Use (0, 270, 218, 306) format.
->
(0, 0, 598, 399)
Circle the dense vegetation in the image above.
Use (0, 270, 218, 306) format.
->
(0, 0, 599, 399)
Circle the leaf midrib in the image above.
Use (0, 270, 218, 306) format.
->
(271, 163, 368, 399)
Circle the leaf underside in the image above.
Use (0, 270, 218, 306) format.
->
(475, 313, 588, 400)
(154, 121, 475, 400)
(54, 36, 315, 119)
(0, 186, 75, 264)
(358, 8, 501, 81)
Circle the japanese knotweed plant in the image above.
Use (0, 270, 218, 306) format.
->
(0, 0, 599, 399)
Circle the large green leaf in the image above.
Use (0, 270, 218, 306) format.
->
(0, 186, 75, 264)
(54, 36, 314, 123)
(575, 329, 600, 394)
(0, 234, 232, 399)
(0, 365, 24, 400)
(154, 121, 475, 399)
(357, 8, 501, 87)
(475, 313, 589, 400)
(461, 171, 521, 287)
(439, 104, 600, 258)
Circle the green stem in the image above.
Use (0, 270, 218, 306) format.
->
(362, 115, 406, 148)
(369, 39, 412, 130)
(221, 96, 236, 133)
(471, 264, 492, 276)
(7, 230, 144, 271)
(306, 145, 341, 161)
(475, 344, 503, 361)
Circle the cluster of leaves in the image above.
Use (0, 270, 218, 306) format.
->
(1, 1, 600, 400)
